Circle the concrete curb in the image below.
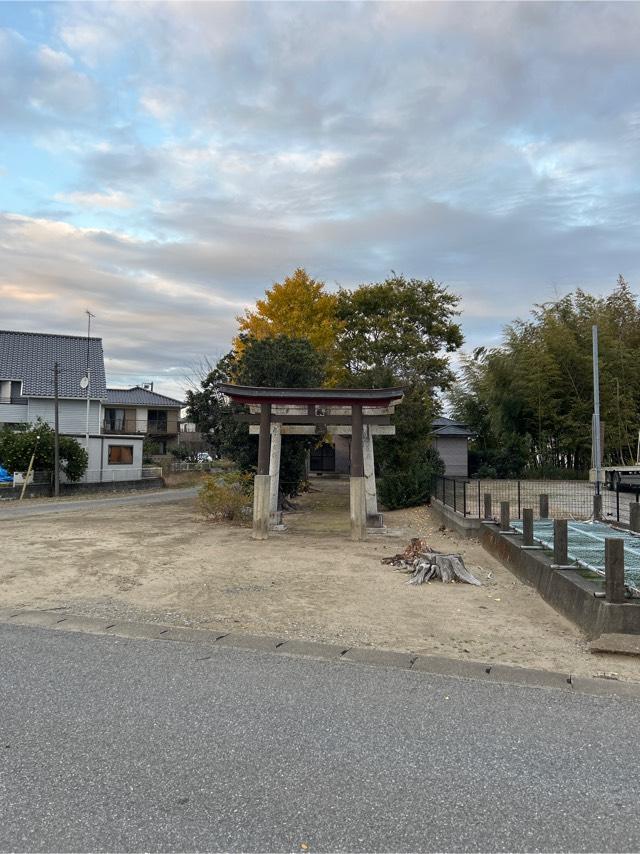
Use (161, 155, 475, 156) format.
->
(2, 607, 640, 701)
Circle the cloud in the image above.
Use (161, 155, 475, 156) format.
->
(2, 2, 640, 396)
(55, 190, 135, 210)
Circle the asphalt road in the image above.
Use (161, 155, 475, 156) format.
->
(0, 486, 197, 519)
(1, 624, 639, 853)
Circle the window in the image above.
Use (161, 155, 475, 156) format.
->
(108, 445, 134, 465)
(105, 408, 125, 431)
(147, 410, 168, 432)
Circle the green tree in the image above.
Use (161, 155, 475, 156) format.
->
(186, 336, 326, 494)
(451, 277, 640, 476)
(0, 420, 88, 482)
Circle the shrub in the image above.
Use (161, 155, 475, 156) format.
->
(198, 471, 253, 523)
(0, 420, 88, 482)
(378, 446, 444, 510)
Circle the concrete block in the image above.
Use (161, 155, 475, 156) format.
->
(161, 626, 229, 644)
(570, 676, 640, 701)
(215, 633, 282, 652)
(276, 640, 349, 660)
(630, 503, 640, 533)
(7, 610, 65, 628)
(350, 477, 366, 541)
(252, 474, 271, 540)
(590, 633, 640, 656)
(485, 663, 571, 691)
(53, 615, 118, 634)
(106, 621, 171, 640)
(341, 647, 415, 669)
(412, 655, 490, 681)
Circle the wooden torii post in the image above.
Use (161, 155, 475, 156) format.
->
(218, 384, 404, 541)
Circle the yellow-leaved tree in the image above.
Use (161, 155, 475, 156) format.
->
(235, 268, 341, 368)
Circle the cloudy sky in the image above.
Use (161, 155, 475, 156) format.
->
(2, 1, 639, 397)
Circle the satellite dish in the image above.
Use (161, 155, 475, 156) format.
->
(80, 376, 89, 389)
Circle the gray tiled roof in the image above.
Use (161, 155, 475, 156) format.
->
(0, 330, 107, 398)
(431, 424, 472, 437)
(105, 387, 184, 407)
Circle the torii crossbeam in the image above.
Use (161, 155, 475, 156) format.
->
(218, 384, 404, 541)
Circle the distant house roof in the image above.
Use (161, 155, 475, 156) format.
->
(0, 330, 107, 399)
(105, 386, 184, 407)
(431, 415, 472, 437)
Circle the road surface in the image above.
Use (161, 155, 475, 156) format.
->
(1, 623, 639, 852)
(0, 487, 197, 520)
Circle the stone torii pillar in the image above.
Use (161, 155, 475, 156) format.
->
(252, 403, 271, 540)
(268, 422, 282, 527)
(350, 404, 367, 541)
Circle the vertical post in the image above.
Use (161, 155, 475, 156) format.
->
(362, 424, 381, 526)
(522, 508, 534, 546)
(463, 481, 467, 517)
(592, 324, 602, 495)
(604, 538, 625, 603)
(268, 422, 282, 527)
(616, 483, 620, 522)
(453, 480, 457, 513)
(500, 501, 510, 532)
(539, 494, 549, 519)
(53, 361, 60, 498)
(477, 480, 481, 519)
(350, 404, 366, 541)
(517, 480, 521, 519)
(630, 502, 640, 533)
(483, 492, 492, 521)
(593, 493, 602, 521)
(253, 403, 272, 540)
(553, 519, 568, 566)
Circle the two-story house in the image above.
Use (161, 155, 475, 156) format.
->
(0, 330, 171, 482)
(103, 386, 183, 454)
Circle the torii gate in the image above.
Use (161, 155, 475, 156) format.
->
(218, 384, 404, 541)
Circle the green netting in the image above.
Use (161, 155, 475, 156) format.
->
(511, 518, 640, 592)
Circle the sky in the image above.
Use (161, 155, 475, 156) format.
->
(2, 1, 640, 399)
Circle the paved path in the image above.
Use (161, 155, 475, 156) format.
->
(0, 487, 197, 520)
(1, 624, 639, 852)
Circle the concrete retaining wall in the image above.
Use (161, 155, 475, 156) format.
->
(429, 498, 482, 538)
(0, 477, 164, 501)
(481, 523, 640, 638)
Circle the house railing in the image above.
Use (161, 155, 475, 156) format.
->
(102, 418, 179, 435)
(0, 396, 28, 405)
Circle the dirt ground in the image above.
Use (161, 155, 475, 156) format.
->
(2, 479, 639, 681)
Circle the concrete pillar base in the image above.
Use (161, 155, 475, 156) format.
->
(350, 476, 367, 541)
(252, 474, 271, 540)
(367, 512, 384, 528)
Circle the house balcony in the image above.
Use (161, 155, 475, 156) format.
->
(102, 418, 180, 436)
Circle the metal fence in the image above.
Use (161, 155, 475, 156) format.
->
(432, 476, 640, 524)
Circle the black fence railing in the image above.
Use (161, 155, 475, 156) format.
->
(432, 476, 640, 524)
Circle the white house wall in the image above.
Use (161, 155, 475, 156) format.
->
(101, 436, 144, 482)
(27, 398, 102, 434)
(0, 403, 28, 423)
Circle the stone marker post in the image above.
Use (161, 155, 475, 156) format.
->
(630, 503, 640, 533)
(499, 501, 510, 532)
(539, 494, 549, 519)
(252, 402, 271, 540)
(350, 404, 366, 541)
(553, 519, 568, 566)
(522, 508, 534, 546)
(483, 493, 492, 521)
(268, 422, 282, 527)
(593, 493, 603, 521)
(604, 537, 625, 603)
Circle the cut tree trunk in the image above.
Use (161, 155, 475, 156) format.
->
(382, 538, 481, 586)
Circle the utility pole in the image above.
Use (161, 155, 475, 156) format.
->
(53, 361, 60, 498)
(592, 324, 602, 495)
(84, 310, 95, 450)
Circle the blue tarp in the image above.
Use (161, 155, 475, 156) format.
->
(0, 466, 12, 483)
